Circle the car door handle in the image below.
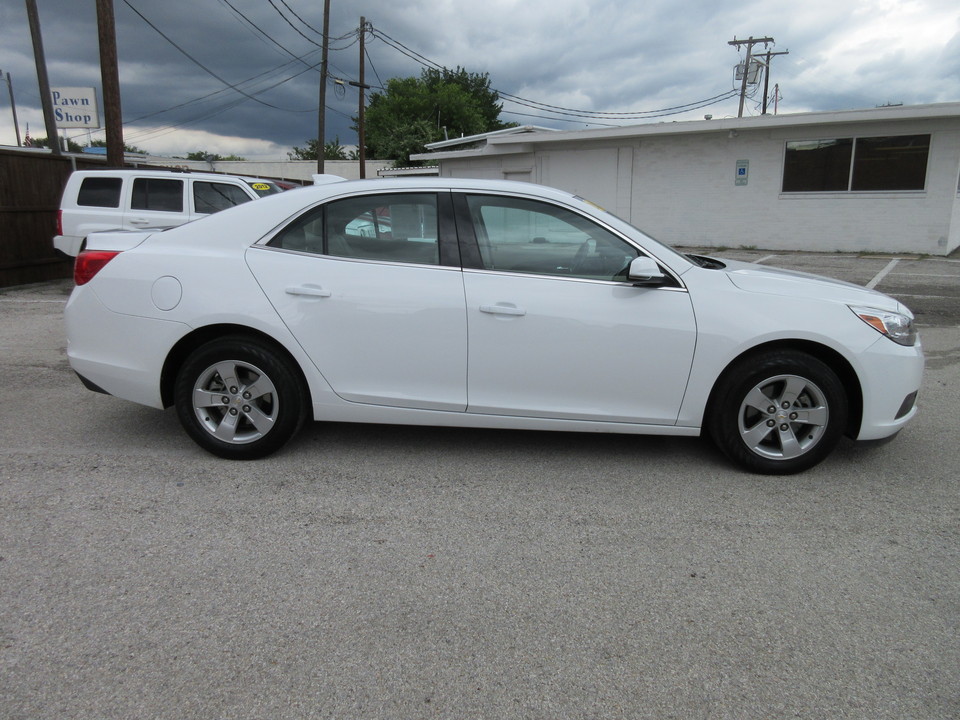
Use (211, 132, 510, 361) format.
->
(285, 285, 332, 298)
(128, 218, 151, 225)
(479, 303, 526, 316)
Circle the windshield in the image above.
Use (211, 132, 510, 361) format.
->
(246, 180, 284, 197)
(573, 195, 692, 268)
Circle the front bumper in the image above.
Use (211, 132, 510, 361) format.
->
(855, 334, 925, 441)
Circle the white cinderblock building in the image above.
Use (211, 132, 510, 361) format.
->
(413, 103, 960, 256)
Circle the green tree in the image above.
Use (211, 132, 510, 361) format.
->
(183, 150, 246, 161)
(323, 137, 348, 160)
(88, 139, 149, 155)
(28, 136, 84, 152)
(287, 136, 351, 161)
(359, 67, 514, 166)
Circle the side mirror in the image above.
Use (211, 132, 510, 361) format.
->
(628, 256, 667, 286)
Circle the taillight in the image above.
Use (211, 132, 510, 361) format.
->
(56, 209, 63, 236)
(74, 250, 120, 285)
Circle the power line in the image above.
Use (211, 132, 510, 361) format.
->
(498, 89, 740, 120)
(368, 24, 740, 123)
(122, 0, 314, 112)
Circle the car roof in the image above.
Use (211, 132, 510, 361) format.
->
(68, 168, 266, 184)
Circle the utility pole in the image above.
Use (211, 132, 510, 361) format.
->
(728, 36, 775, 118)
(96, 0, 124, 166)
(317, 0, 331, 174)
(759, 49, 789, 115)
(349, 18, 371, 178)
(25, 0, 61, 156)
(1, 70, 23, 146)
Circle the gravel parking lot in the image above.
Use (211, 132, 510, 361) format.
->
(2, 252, 959, 719)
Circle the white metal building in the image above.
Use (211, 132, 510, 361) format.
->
(412, 103, 960, 256)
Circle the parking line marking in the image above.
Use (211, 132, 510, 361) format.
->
(866, 258, 900, 289)
(888, 293, 958, 300)
(753, 254, 778, 264)
(891, 273, 960, 278)
(0, 298, 67, 304)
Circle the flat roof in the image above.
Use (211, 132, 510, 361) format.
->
(412, 102, 960, 160)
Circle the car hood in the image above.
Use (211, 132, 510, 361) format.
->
(719, 259, 907, 313)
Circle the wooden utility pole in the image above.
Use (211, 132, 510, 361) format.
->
(25, 0, 61, 155)
(317, 0, 331, 174)
(759, 49, 790, 115)
(728, 36, 775, 118)
(1, 70, 23, 146)
(350, 18, 371, 178)
(96, 0, 124, 166)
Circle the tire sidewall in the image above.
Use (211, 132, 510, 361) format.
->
(709, 350, 848, 474)
(174, 337, 306, 460)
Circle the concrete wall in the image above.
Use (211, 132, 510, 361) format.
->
(437, 117, 960, 256)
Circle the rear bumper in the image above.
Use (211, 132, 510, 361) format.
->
(65, 286, 189, 409)
(53, 234, 83, 258)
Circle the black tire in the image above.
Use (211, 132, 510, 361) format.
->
(707, 350, 848, 474)
(174, 336, 307, 459)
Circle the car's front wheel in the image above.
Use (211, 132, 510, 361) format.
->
(707, 350, 848, 474)
(174, 336, 307, 459)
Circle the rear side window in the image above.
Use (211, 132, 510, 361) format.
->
(269, 193, 440, 265)
(131, 178, 184, 212)
(193, 182, 253, 213)
(76, 177, 122, 208)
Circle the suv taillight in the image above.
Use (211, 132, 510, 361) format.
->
(74, 250, 120, 285)
(56, 209, 63, 236)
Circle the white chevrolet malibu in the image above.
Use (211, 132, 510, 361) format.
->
(64, 178, 923, 473)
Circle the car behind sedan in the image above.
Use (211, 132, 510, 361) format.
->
(64, 178, 923, 473)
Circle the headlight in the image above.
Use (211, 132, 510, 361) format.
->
(849, 305, 917, 346)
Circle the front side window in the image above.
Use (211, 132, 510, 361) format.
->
(193, 182, 253, 213)
(77, 176, 122, 207)
(465, 195, 638, 281)
(783, 134, 929, 192)
(270, 193, 439, 265)
(131, 178, 184, 212)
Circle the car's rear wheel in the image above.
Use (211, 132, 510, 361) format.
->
(707, 350, 848, 474)
(174, 337, 306, 459)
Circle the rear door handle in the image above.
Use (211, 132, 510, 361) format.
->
(286, 285, 332, 298)
(479, 303, 526, 316)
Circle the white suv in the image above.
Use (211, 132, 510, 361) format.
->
(54, 169, 284, 257)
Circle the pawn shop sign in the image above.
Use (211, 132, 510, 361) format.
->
(51, 87, 100, 129)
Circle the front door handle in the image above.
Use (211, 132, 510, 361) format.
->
(479, 303, 526, 316)
(286, 285, 332, 298)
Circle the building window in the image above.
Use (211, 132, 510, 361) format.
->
(783, 134, 929, 192)
(782, 139, 853, 192)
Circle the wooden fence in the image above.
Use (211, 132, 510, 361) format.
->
(0, 148, 106, 287)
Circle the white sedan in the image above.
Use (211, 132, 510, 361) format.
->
(64, 178, 923, 473)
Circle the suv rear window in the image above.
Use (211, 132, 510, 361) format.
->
(132, 178, 184, 212)
(77, 177, 123, 208)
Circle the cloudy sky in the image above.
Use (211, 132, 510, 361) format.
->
(1, 0, 958, 159)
